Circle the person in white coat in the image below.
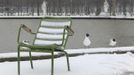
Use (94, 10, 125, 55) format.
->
(83, 33, 91, 48)
(109, 38, 117, 47)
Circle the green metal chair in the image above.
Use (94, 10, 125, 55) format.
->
(17, 17, 74, 75)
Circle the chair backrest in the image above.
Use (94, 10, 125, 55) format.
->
(34, 18, 72, 49)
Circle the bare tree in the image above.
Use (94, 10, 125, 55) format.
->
(128, 0, 133, 16)
(111, 0, 116, 16)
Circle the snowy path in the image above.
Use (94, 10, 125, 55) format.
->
(1, 53, 134, 75)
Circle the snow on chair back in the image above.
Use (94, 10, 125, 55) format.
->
(34, 18, 71, 48)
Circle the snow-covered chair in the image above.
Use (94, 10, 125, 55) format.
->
(17, 17, 74, 75)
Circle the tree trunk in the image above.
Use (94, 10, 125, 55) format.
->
(112, 0, 116, 16)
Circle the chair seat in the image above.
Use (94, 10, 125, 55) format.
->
(19, 42, 64, 51)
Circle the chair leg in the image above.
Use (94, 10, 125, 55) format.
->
(29, 50, 33, 69)
(63, 51, 70, 71)
(51, 49, 54, 75)
(17, 46, 20, 75)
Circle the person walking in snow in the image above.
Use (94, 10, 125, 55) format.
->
(83, 33, 91, 48)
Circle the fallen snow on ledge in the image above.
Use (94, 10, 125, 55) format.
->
(1, 15, 134, 19)
(65, 46, 134, 54)
(1, 53, 134, 75)
(0, 52, 59, 58)
(0, 46, 134, 58)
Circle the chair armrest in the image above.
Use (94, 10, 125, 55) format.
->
(65, 26, 74, 36)
(17, 24, 36, 44)
(20, 24, 36, 34)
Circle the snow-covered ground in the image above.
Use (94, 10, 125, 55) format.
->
(1, 53, 134, 75)
(1, 15, 134, 19)
(1, 47, 134, 75)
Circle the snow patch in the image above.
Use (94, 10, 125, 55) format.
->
(1, 54, 134, 75)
